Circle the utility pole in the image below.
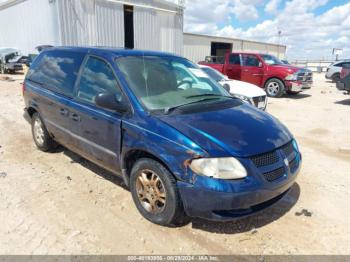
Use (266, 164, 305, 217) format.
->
(277, 30, 282, 59)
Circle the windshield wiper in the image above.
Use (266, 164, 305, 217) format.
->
(185, 93, 232, 99)
(164, 97, 223, 114)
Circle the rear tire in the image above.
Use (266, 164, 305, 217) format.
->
(332, 73, 340, 82)
(130, 158, 188, 226)
(265, 78, 285, 98)
(31, 112, 57, 152)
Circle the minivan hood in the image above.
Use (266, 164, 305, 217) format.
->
(157, 104, 292, 157)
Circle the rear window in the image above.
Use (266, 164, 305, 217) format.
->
(27, 50, 85, 96)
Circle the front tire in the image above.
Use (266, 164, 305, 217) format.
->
(265, 78, 285, 98)
(130, 158, 188, 226)
(31, 112, 57, 152)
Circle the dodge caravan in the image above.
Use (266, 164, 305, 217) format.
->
(23, 47, 301, 226)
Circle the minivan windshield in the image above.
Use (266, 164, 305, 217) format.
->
(261, 54, 283, 65)
(116, 56, 231, 112)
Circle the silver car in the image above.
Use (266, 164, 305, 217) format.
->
(325, 60, 350, 82)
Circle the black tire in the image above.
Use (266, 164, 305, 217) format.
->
(130, 158, 188, 226)
(332, 73, 340, 82)
(286, 90, 300, 95)
(31, 112, 57, 152)
(265, 78, 285, 98)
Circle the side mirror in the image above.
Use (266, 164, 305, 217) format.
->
(223, 83, 231, 93)
(95, 92, 128, 113)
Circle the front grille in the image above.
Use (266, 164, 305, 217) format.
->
(252, 95, 266, 107)
(281, 141, 294, 157)
(250, 141, 299, 182)
(297, 71, 313, 82)
(263, 167, 285, 182)
(250, 151, 279, 167)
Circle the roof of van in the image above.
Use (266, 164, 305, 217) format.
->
(42, 46, 180, 58)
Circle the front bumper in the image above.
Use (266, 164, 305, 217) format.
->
(287, 81, 312, 92)
(178, 152, 301, 221)
(336, 81, 350, 92)
(6, 63, 23, 71)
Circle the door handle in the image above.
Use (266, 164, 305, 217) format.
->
(243, 69, 249, 72)
(60, 108, 69, 116)
(71, 113, 81, 122)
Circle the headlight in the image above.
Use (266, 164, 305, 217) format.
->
(285, 73, 298, 81)
(292, 139, 299, 152)
(189, 157, 247, 179)
(234, 95, 252, 104)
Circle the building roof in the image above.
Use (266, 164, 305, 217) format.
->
(184, 32, 286, 49)
(0, 0, 184, 12)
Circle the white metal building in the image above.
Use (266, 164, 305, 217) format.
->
(0, 0, 184, 55)
(0, 0, 286, 62)
(184, 33, 286, 63)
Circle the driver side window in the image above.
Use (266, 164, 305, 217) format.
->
(242, 54, 260, 67)
(77, 56, 123, 104)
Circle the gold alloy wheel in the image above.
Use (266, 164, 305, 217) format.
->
(136, 169, 166, 214)
(33, 118, 45, 146)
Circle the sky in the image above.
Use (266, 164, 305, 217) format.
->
(1, 0, 348, 60)
(182, 0, 350, 60)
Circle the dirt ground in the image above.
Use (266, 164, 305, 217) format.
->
(0, 73, 349, 255)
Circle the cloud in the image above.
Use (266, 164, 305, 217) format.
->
(232, 0, 260, 21)
(184, 0, 350, 59)
(183, 0, 264, 34)
(264, 0, 282, 14)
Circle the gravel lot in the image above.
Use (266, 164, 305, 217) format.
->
(0, 73, 349, 255)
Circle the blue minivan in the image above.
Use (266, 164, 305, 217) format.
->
(23, 47, 301, 226)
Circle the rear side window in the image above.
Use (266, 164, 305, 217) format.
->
(229, 54, 240, 65)
(27, 50, 85, 96)
(77, 56, 123, 104)
(333, 62, 343, 67)
(342, 62, 350, 68)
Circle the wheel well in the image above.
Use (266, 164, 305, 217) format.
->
(123, 149, 173, 179)
(264, 77, 285, 88)
(27, 107, 37, 118)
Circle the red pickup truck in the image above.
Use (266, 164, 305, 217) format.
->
(199, 52, 312, 97)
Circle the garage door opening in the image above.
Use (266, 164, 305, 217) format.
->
(211, 42, 232, 58)
(124, 5, 134, 49)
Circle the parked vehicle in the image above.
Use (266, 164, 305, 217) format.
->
(0, 48, 23, 74)
(325, 60, 350, 82)
(35, 45, 53, 53)
(199, 65, 267, 110)
(336, 64, 350, 94)
(200, 53, 313, 98)
(23, 47, 301, 226)
(7, 55, 28, 71)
